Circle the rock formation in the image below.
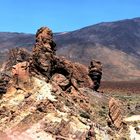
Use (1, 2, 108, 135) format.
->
(0, 48, 31, 96)
(0, 73, 10, 95)
(88, 60, 102, 91)
(31, 27, 93, 89)
(0, 26, 129, 140)
(108, 98, 123, 129)
(5, 48, 31, 71)
(31, 27, 56, 80)
(52, 56, 93, 89)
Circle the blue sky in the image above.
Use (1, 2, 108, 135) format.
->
(0, 0, 140, 33)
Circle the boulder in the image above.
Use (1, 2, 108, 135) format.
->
(51, 73, 69, 90)
(109, 98, 123, 129)
(52, 56, 93, 89)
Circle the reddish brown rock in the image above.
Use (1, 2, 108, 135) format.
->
(0, 26, 110, 140)
(4, 48, 31, 72)
(0, 48, 30, 95)
(109, 98, 123, 129)
(52, 56, 93, 89)
(50, 81, 63, 95)
(88, 59, 102, 91)
(51, 73, 69, 90)
(31, 27, 93, 89)
(52, 73, 69, 87)
(35, 27, 56, 54)
(31, 27, 56, 79)
(11, 61, 30, 83)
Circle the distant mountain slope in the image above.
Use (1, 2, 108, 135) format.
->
(0, 17, 140, 81)
(55, 17, 140, 57)
(0, 32, 34, 51)
(55, 17, 140, 81)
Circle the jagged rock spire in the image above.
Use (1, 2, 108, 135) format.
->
(34, 27, 56, 54)
(32, 27, 56, 79)
(88, 59, 102, 91)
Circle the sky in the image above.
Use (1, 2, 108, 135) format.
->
(0, 0, 140, 34)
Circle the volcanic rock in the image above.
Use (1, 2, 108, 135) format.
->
(0, 73, 11, 95)
(11, 61, 30, 90)
(109, 98, 123, 129)
(3, 48, 31, 72)
(0, 26, 118, 140)
(31, 27, 56, 80)
(31, 26, 93, 90)
(50, 73, 69, 90)
(88, 59, 102, 91)
(52, 56, 93, 89)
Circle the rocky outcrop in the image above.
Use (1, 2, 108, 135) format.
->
(31, 27, 93, 89)
(52, 56, 93, 89)
(0, 27, 119, 140)
(108, 98, 123, 129)
(0, 73, 10, 95)
(3, 48, 31, 72)
(11, 61, 30, 90)
(0, 75, 105, 140)
(0, 48, 31, 96)
(88, 60, 102, 91)
(31, 27, 56, 80)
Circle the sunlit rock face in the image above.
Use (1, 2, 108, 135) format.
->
(0, 26, 135, 140)
(31, 27, 56, 80)
(108, 98, 123, 129)
(31, 26, 93, 88)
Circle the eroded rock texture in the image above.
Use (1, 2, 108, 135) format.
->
(31, 27, 93, 89)
(0, 27, 117, 140)
(31, 27, 56, 80)
(0, 48, 31, 95)
(4, 48, 31, 71)
(52, 56, 93, 89)
(0, 73, 10, 95)
(109, 98, 123, 129)
(88, 60, 102, 91)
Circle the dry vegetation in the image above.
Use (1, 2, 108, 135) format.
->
(100, 81, 140, 95)
(100, 81, 140, 117)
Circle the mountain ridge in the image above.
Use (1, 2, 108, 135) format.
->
(0, 17, 140, 81)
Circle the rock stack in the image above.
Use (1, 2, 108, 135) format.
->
(88, 60, 102, 91)
(31, 27, 93, 89)
(32, 27, 56, 80)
